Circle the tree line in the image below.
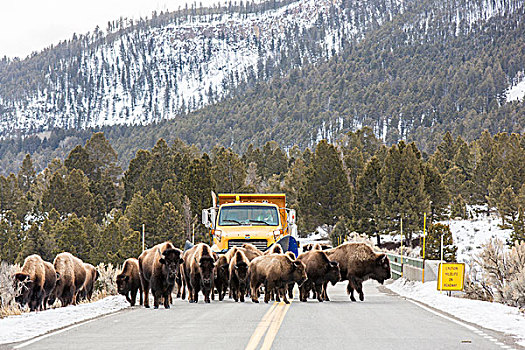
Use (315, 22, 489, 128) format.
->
(1, 128, 523, 266)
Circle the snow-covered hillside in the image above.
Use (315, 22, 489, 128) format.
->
(440, 207, 512, 264)
(1, 0, 522, 140)
(0, 0, 406, 136)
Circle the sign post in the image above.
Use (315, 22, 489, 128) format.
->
(422, 213, 427, 282)
(437, 263, 465, 292)
(400, 217, 403, 278)
(142, 224, 145, 252)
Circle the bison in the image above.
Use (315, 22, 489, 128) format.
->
(183, 243, 216, 303)
(49, 252, 86, 307)
(249, 254, 306, 304)
(325, 243, 390, 301)
(78, 263, 98, 302)
(297, 250, 340, 302)
(229, 249, 250, 302)
(139, 242, 183, 309)
(264, 243, 283, 255)
(14, 255, 57, 311)
(214, 254, 230, 301)
(116, 258, 143, 306)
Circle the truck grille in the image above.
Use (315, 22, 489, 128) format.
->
(228, 239, 268, 251)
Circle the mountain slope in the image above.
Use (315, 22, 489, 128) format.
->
(0, 0, 407, 136)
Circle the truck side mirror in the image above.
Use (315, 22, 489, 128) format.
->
(202, 209, 211, 228)
(287, 209, 296, 225)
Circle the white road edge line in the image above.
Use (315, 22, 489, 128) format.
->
(407, 299, 478, 332)
(13, 312, 117, 349)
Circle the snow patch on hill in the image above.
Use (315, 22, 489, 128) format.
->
(439, 207, 512, 264)
(506, 78, 525, 102)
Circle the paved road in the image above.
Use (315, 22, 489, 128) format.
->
(9, 281, 518, 350)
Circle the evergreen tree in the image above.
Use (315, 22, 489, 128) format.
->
(423, 163, 450, 220)
(18, 223, 56, 263)
(64, 169, 94, 217)
(17, 154, 36, 194)
(122, 149, 152, 207)
(498, 186, 518, 225)
(54, 214, 90, 260)
(211, 146, 246, 193)
(298, 140, 351, 232)
(450, 195, 467, 219)
(156, 202, 185, 247)
(354, 156, 382, 240)
(84, 132, 121, 181)
(425, 223, 457, 262)
(0, 211, 23, 263)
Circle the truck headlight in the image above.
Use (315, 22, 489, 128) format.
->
(213, 229, 222, 241)
(273, 229, 283, 240)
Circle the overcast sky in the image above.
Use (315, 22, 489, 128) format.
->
(0, 0, 219, 59)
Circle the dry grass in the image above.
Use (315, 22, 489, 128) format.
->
(0, 261, 24, 318)
(91, 263, 120, 302)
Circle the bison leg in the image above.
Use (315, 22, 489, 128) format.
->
(355, 278, 364, 301)
(288, 283, 294, 299)
(163, 293, 171, 309)
(264, 282, 274, 303)
(130, 290, 137, 306)
(250, 280, 260, 303)
(125, 292, 133, 305)
(314, 283, 324, 302)
(142, 279, 150, 308)
(322, 281, 330, 301)
(139, 286, 144, 306)
(281, 286, 290, 304)
(347, 279, 357, 302)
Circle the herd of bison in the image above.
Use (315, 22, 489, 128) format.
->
(13, 240, 391, 312)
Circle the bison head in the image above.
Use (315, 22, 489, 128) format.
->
(372, 254, 391, 284)
(160, 248, 183, 282)
(234, 261, 249, 283)
(199, 255, 216, 289)
(291, 260, 307, 287)
(327, 261, 341, 286)
(14, 273, 33, 306)
(116, 274, 130, 295)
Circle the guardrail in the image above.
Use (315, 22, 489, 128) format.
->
(386, 253, 425, 280)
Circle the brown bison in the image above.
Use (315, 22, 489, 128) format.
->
(14, 255, 57, 311)
(139, 242, 183, 309)
(49, 252, 87, 307)
(249, 254, 306, 304)
(264, 243, 283, 255)
(229, 249, 250, 302)
(116, 258, 143, 306)
(297, 250, 340, 302)
(230, 245, 262, 261)
(302, 242, 331, 252)
(183, 243, 216, 303)
(78, 263, 98, 302)
(214, 254, 229, 301)
(325, 243, 391, 301)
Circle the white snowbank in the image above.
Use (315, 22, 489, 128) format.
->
(0, 296, 129, 345)
(506, 79, 525, 102)
(387, 278, 525, 347)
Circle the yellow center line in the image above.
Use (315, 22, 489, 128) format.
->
(245, 302, 278, 350)
(245, 291, 294, 350)
(260, 301, 291, 350)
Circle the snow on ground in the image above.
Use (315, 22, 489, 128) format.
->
(439, 207, 512, 264)
(386, 278, 525, 347)
(507, 79, 525, 102)
(0, 296, 128, 345)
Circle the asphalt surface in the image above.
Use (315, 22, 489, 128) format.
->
(8, 281, 519, 350)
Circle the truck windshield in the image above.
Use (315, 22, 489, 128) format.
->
(218, 205, 279, 226)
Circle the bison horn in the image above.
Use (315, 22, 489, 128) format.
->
(329, 261, 339, 267)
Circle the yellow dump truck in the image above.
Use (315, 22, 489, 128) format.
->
(202, 193, 297, 252)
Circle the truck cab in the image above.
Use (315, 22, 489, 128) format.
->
(202, 193, 296, 251)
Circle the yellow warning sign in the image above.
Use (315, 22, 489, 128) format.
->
(437, 263, 465, 291)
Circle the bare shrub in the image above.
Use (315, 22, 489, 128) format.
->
(92, 263, 120, 301)
(465, 239, 525, 308)
(0, 261, 23, 318)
